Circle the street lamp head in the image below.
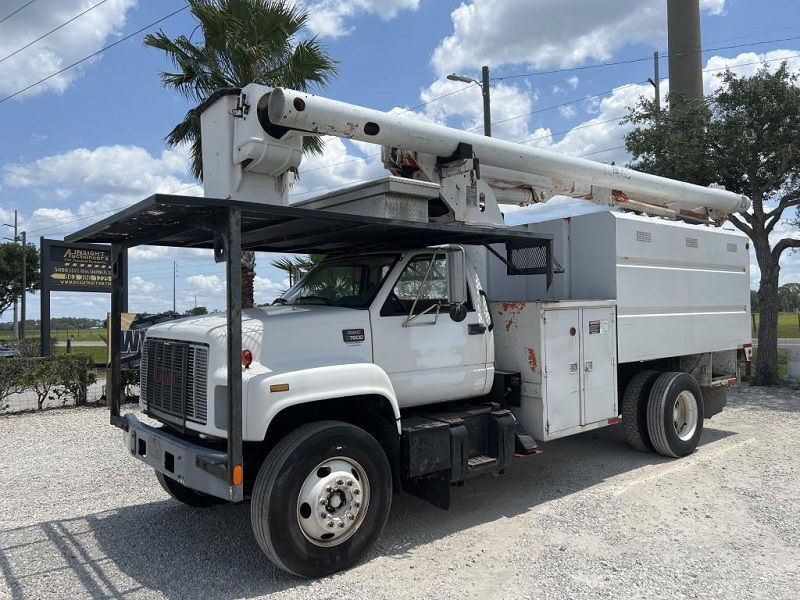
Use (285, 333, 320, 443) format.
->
(447, 73, 475, 84)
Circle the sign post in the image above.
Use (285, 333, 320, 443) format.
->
(39, 238, 124, 356)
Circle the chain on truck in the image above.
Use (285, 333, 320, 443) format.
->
(67, 84, 754, 578)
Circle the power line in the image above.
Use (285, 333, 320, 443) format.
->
(0, 0, 36, 25)
(27, 182, 201, 234)
(0, 0, 110, 66)
(492, 34, 800, 82)
(0, 4, 189, 105)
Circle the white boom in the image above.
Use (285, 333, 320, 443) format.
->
(266, 88, 750, 218)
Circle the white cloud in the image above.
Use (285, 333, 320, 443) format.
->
(701, 0, 727, 16)
(31, 207, 74, 222)
(0, 0, 137, 99)
(130, 276, 159, 294)
(187, 274, 224, 293)
(431, 0, 726, 75)
(702, 49, 800, 95)
(254, 275, 290, 304)
(2, 144, 194, 234)
(559, 105, 577, 119)
(303, 0, 419, 38)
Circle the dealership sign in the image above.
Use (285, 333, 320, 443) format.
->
(42, 239, 112, 293)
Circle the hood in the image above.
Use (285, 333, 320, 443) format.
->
(145, 305, 373, 370)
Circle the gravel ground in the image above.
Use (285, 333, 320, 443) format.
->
(1, 385, 798, 600)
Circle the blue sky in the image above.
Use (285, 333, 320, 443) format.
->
(1, 0, 799, 320)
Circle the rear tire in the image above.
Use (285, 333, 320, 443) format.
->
(156, 471, 225, 507)
(251, 420, 392, 578)
(621, 369, 660, 452)
(646, 372, 704, 458)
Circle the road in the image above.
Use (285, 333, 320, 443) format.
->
(1, 385, 798, 599)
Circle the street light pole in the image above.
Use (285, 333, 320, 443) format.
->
(447, 65, 492, 137)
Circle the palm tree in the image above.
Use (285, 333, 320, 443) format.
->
(271, 254, 323, 287)
(144, 0, 337, 306)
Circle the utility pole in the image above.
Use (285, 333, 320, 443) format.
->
(648, 51, 661, 114)
(667, 0, 704, 112)
(447, 65, 492, 137)
(481, 66, 491, 137)
(2, 210, 19, 339)
(173, 261, 177, 313)
(20, 231, 26, 339)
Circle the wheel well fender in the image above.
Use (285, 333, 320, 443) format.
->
(262, 394, 402, 493)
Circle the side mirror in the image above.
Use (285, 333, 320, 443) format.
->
(446, 248, 467, 322)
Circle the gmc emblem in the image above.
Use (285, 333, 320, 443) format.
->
(154, 368, 182, 387)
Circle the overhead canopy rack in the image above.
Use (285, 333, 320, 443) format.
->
(66, 193, 552, 255)
(65, 193, 555, 504)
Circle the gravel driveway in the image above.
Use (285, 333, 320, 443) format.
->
(1, 385, 798, 600)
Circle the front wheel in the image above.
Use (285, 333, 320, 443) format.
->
(646, 372, 704, 458)
(251, 421, 392, 578)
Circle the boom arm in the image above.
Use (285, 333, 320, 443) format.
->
(198, 84, 750, 227)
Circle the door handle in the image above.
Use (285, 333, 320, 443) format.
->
(468, 323, 487, 335)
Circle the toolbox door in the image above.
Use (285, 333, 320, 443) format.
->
(543, 308, 581, 434)
(580, 307, 617, 424)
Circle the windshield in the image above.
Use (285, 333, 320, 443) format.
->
(281, 254, 398, 308)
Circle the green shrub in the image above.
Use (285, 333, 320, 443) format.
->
(0, 359, 26, 409)
(1, 355, 96, 410)
(52, 355, 97, 406)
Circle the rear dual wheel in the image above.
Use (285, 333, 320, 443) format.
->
(622, 370, 704, 458)
(646, 372, 704, 458)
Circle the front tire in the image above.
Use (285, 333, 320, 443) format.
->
(156, 471, 225, 507)
(251, 420, 392, 578)
(646, 372, 704, 458)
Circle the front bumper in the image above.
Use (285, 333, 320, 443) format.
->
(124, 413, 237, 501)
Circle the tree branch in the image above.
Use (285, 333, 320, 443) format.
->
(773, 237, 800, 258)
(765, 190, 800, 233)
(728, 214, 753, 236)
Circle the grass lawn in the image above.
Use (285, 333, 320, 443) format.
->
(740, 348, 789, 381)
(752, 312, 800, 338)
(53, 345, 108, 365)
(0, 328, 106, 342)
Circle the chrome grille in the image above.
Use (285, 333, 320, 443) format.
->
(141, 338, 209, 425)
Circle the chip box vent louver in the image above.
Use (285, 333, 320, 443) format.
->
(635, 230, 652, 243)
(686, 237, 699, 248)
(727, 243, 738, 253)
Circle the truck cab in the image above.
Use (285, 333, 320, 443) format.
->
(141, 247, 494, 442)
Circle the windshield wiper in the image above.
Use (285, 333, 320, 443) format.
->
(272, 297, 288, 305)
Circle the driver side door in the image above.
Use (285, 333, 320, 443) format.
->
(369, 252, 490, 407)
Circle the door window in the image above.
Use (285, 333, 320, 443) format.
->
(381, 254, 447, 317)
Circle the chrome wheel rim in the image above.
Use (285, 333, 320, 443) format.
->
(673, 390, 699, 441)
(296, 456, 369, 547)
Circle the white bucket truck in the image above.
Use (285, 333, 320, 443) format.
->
(76, 84, 752, 577)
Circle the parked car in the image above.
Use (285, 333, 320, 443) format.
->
(0, 342, 20, 358)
